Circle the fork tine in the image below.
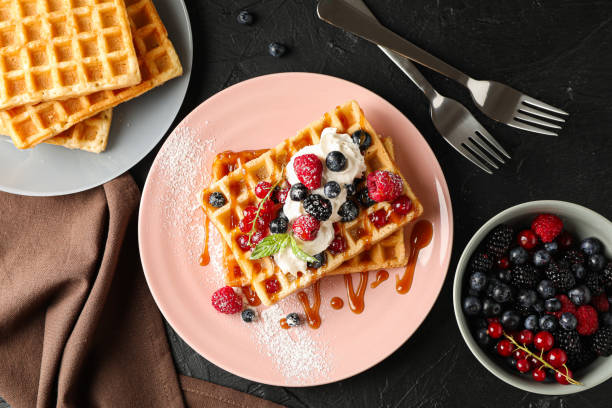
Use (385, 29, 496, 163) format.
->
(475, 128, 511, 159)
(464, 140, 499, 169)
(508, 119, 558, 136)
(521, 95, 569, 116)
(514, 113, 562, 130)
(455, 144, 493, 174)
(519, 105, 565, 123)
(470, 134, 505, 164)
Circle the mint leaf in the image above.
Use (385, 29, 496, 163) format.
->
(249, 234, 290, 259)
(289, 236, 318, 263)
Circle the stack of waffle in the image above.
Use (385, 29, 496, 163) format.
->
(0, 0, 182, 153)
(202, 101, 423, 306)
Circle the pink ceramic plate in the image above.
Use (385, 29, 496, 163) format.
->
(139, 73, 453, 386)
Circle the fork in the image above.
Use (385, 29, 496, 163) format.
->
(317, 0, 569, 136)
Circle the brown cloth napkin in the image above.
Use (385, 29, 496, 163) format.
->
(0, 174, 282, 408)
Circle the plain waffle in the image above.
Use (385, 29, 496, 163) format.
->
(0, 0, 182, 149)
(201, 100, 422, 306)
(0, 0, 140, 110)
(211, 138, 408, 287)
(45, 108, 111, 153)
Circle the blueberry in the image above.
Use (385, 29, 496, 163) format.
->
(501, 310, 521, 331)
(241, 309, 256, 323)
(307, 252, 326, 269)
(588, 254, 606, 271)
(237, 10, 254, 25)
(324, 181, 341, 198)
(474, 318, 489, 329)
(476, 327, 492, 346)
(463, 296, 482, 316)
(581, 237, 603, 256)
(208, 192, 226, 207)
(559, 312, 578, 330)
(509, 247, 528, 265)
(539, 315, 558, 332)
(357, 188, 376, 207)
(345, 182, 357, 197)
(525, 314, 539, 331)
(533, 250, 552, 267)
(326, 151, 347, 172)
(518, 289, 538, 308)
(544, 241, 559, 255)
(268, 42, 286, 57)
(537, 280, 556, 299)
(572, 263, 587, 280)
(351, 130, 372, 152)
(269, 217, 288, 234)
(469, 272, 488, 292)
(468, 288, 480, 297)
(338, 200, 359, 222)
(290, 183, 308, 201)
(494, 269, 510, 283)
(483, 298, 501, 317)
(286, 313, 301, 326)
(491, 283, 512, 303)
(506, 357, 517, 369)
(544, 298, 562, 312)
(601, 312, 612, 327)
(568, 285, 591, 306)
(533, 300, 545, 313)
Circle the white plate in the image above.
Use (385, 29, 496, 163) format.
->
(0, 0, 193, 196)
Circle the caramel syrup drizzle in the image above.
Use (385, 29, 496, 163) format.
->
(330, 297, 344, 310)
(344, 271, 369, 314)
(396, 220, 433, 294)
(199, 214, 210, 266)
(279, 318, 289, 329)
(297, 280, 322, 329)
(242, 285, 261, 307)
(370, 270, 389, 289)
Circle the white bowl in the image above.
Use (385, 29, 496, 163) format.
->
(453, 200, 612, 395)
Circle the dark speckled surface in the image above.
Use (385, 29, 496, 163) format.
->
(3, 1, 612, 407)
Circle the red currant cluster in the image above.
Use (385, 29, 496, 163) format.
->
(487, 320, 577, 385)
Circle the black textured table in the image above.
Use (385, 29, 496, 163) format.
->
(9, 1, 612, 407)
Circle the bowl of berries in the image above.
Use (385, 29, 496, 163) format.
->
(453, 200, 612, 394)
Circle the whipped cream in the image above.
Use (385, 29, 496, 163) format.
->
(274, 128, 366, 276)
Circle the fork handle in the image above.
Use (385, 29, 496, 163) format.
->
(317, 0, 470, 86)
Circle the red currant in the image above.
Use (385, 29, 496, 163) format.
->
(516, 358, 531, 373)
(497, 257, 510, 269)
(238, 216, 267, 233)
(275, 187, 289, 204)
(518, 229, 538, 249)
(496, 339, 513, 357)
(557, 231, 573, 249)
(328, 235, 347, 254)
(243, 205, 258, 219)
(518, 330, 534, 345)
(487, 317, 500, 324)
(391, 195, 412, 216)
(528, 356, 540, 368)
(368, 209, 389, 228)
(532, 368, 546, 382)
(555, 366, 573, 385)
(265, 277, 280, 294)
(546, 348, 568, 368)
(534, 331, 554, 351)
(512, 349, 526, 360)
(250, 229, 267, 246)
(255, 181, 272, 199)
(487, 322, 503, 339)
(237, 234, 251, 251)
(260, 199, 275, 215)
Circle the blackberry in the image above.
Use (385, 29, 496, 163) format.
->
(603, 262, 612, 287)
(345, 182, 357, 197)
(208, 192, 226, 207)
(545, 261, 575, 291)
(303, 194, 332, 221)
(307, 252, 326, 269)
(567, 342, 597, 371)
(586, 272, 604, 296)
(593, 327, 612, 356)
(555, 330, 581, 356)
(351, 129, 372, 152)
(470, 252, 493, 274)
(511, 264, 539, 289)
(357, 188, 376, 208)
(269, 217, 288, 234)
(484, 224, 514, 261)
(338, 200, 359, 222)
(563, 249, 585, 265)
(513, 301, 532, 317)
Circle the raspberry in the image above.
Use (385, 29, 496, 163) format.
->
(366, 170, 403, 202)
(391, 195, 412, 216)
(328, 235, 346, 254)
(293, 154, 322, 190)
(292, 215, 320, 241)
(211, 286, 242, 314)
(254, 181, 272, 199)
(551, 294, 577, 318)
(592, 292, 610, 312)
(576, 305, 599, 336)
(531, 214, 563, 243)
(368, 209, 389, 228)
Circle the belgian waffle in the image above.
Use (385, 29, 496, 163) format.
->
(202, 100, 423, 305)
(0, 0, 182, 149)
(0, 0, 140, 110)
(45, 108, 111, 153)
(211, 138, 408, 287)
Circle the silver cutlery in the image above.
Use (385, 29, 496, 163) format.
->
(317, 0, 569, 136)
